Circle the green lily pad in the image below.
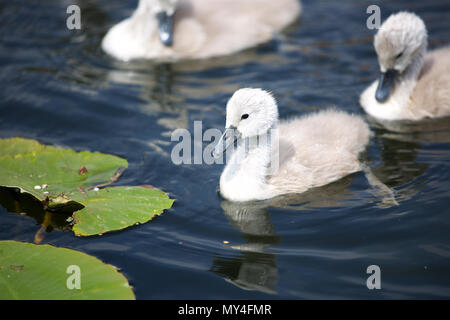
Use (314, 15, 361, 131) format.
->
(0, 137, 127, 209)
(0, 137, 174, 236)
(0, 240, 135, 300)
(71, 186, 174, 236)
(0, 137, 50, 156)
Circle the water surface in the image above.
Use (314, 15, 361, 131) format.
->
(1, 0, 450, 299)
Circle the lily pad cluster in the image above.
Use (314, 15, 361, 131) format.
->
(0, 137, 176, 299)
(0, 137, 174, 235)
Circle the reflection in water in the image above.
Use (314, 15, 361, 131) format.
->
(211, 178, 355, 294)
(369, 117, 450, 203)
(211, 253, 278, 295)
(372, 137, 428, 188)
(368, 116, 450, 143)
(0, 187, 73, 243)
(211, 201, 280, 294)
(107, 63, 187, 131)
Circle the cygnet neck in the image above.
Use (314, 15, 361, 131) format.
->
(220, 124, 278, 201)
(393, 43, 427, 106)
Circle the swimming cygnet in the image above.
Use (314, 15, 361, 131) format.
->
(102, 0, 301, 61)
(213, 88, 371, 202)
(360, 12, 450, 121)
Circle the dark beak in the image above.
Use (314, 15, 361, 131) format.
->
(212, 126, 240, 159)
(156, 11, 174, 46)
(375, 69, 398, 102)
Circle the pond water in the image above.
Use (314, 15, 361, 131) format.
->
(1, 0, 450, 299)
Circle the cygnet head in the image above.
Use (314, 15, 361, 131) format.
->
(138, 0, 179, 46)
(373, 12, 428, 102)
(213, 88, 279, 158)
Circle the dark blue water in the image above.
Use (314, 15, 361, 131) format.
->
(1, 0, 450, 299)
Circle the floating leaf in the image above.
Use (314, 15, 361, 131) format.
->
(0, 137, 128, 209)
(71, 186, 174, 236)
(0, 137, 174, 236)
(0, 240, 135, 300)
(0, 137, 50, 156)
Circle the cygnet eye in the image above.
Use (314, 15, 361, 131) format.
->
(241, 114, 249, 120)
(395, 51, 404, 59)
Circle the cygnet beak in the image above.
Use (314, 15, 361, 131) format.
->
(156, 11, 174, 46)
(375, 69, 398, 102)
(212, 126, 241, 159)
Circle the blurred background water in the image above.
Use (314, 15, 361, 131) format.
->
(1, 0, 450, 299)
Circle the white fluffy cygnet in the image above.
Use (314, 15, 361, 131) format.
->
(102, 0, 301, 61)
(360, 12, 450, 121)
(214, 88, 371, 202)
